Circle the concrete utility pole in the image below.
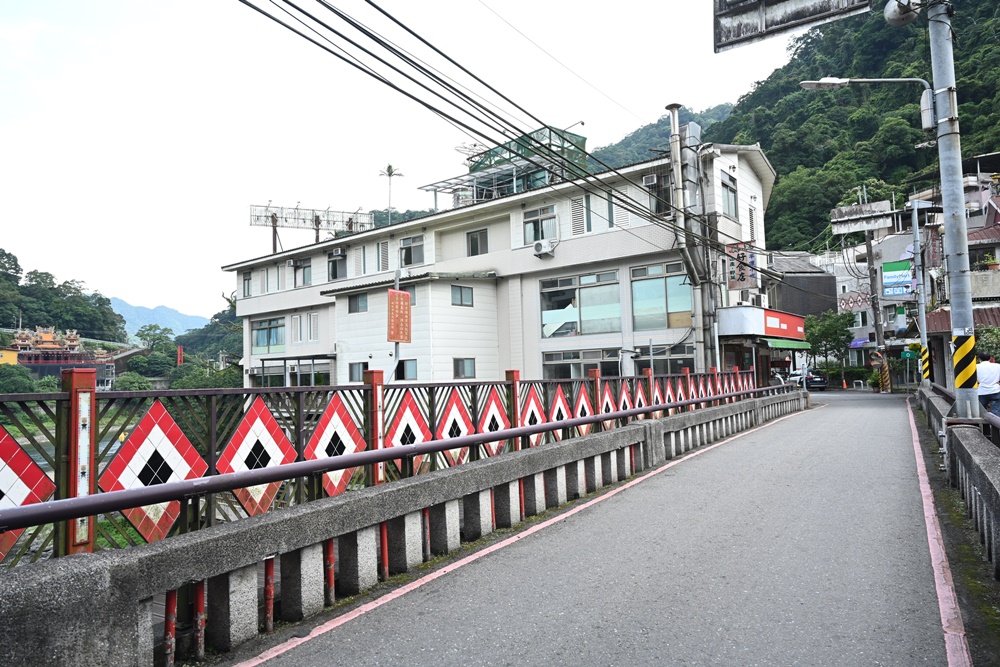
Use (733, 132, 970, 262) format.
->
(927, 1, 978, 417)
(865, 230, 886, 352)
(909, 200, 933, 386)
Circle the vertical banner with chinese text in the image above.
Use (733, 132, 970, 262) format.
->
(726, 242, 757, 290)
(387, 289, 412, 343)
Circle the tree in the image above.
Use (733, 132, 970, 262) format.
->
(804, 311, 855, 365)
(135, 324, 174, 354)
(0, 248, 22, 285)
(0, 365, 37, 394)
(34, 375, 60, 392)
(114, 372, 152, 391)
(379, 164, 404, 225)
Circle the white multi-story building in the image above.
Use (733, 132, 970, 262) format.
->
(223, 125, 775, 386)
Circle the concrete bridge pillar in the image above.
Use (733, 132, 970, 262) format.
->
(429, 500, 460, 555)
(615, 447, 630, 481)
(462, 490, 493, 541)
(522, 472, 546, 516)
(387, 511, 423, 574)
(493, 480, 520, 528)
(565, 459, 587, 499)
(280, 543, 324, 621)
(338, 526, 378, 595)
(207, 564, 257, 652)
(544, 466, 568, 508)
(601, 451, 617, 486)
(585, 454, 604, 492)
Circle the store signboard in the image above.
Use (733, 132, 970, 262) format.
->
(883, 260, 913, 297)
(726, 242, 757, 289)
(714, 0, 871, 52)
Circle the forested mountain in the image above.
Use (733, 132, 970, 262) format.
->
(0, 248, 127, 342)
(705, 0, 1000, 250)
(590, 1, 999, 251)
(109, 298, 208, 338)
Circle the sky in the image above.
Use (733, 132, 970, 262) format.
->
(0, 1, 800, 319)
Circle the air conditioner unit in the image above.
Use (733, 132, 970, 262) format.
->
(533, 239, 555, 256)
(642, 174, 657, 187)
(286, 259, 296, 268)
(329, 248, 346, 258)
(740, 289, 750, 301)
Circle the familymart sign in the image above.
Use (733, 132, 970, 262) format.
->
(882, 260, 913, 297)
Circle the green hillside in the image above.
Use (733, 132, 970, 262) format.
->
(704, 1, 1000, 249)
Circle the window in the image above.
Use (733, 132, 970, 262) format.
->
(453, 358, 476, 379)
(349, 362, 368, 383)
(294, 259, 312, 287)
(524, 205, 557, 244)
(467, 229, 489, 256)
(630, 263, 692, 330)
(291, 314, 302, 344)
(348, 293, 368, 313)
(542, 349, 620, 379)
(261, 266, 282, 293)
(632, 344, 696, 375)
(749, 206, 757, 241)
(251, 318, 285, 354)
(646, 169, 672, 216)
(355, 247, 366, 275)
(608, 187, 629, 228)
(722, 172, 738, 219)
(400, 235, 424, 266)
(540, 271, 620, 338)
(308, 312, 319, 341)
(451, 285, 474, 307)
(396, 359, 417, 380)
(378, 241, 390, 271)
(242, 272, 252, 298)
(328, 253, 346, 281)
(855, 311, 869, 328)
(571, 196, 591, 236)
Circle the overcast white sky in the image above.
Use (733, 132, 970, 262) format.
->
(0, 1, 798, 320)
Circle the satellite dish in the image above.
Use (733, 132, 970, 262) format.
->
(884, 0, 920, 27)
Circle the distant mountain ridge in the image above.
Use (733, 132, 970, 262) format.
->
(110, 298, 209, 338)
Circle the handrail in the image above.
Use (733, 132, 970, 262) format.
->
(0, 385, 792, 533)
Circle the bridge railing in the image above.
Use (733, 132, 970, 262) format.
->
(0, 368, 756, 569)
(0, 379, 799, 667)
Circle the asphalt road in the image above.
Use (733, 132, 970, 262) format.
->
(226, 392, 948, 667)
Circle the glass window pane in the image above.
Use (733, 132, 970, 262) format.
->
(541, 288, 578, 338)
(632, 279, 667, 331)
(666, 275, 692, 313)
(579, 284, 620, 334)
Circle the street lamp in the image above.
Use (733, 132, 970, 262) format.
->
(800, 77, 936, 132)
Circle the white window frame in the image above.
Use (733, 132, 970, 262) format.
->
(523, 205, 557, 244)
(467, 229, 489, 256)
(722, 172, 738, 220)
(290, 314, 303, 344)
(451, 285, 474, 307)
(308, 312, 319, 341)
(396, 359, 417, 380)
(349, 362, 368, 382)
(400, 235, 424, 267)
(242, 271, 252, 298)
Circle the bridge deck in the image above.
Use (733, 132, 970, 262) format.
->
(218, 392, 961, 666)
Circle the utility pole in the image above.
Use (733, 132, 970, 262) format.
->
(909, 200, 933, 386)
(928, 1, 977, 418)
(865, 230, 886, 352)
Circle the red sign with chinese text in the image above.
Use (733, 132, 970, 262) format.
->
(763, 309, 805, 340)
(387, 289, 412, 343)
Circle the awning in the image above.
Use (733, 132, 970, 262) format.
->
(760, 337, 811, 350)
(849, 338, 869, 349)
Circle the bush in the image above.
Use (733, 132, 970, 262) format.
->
(114, 372, 152, 391)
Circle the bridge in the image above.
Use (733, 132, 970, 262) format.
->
(0, 371, 994, 666)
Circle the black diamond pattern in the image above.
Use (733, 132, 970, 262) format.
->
(0, 489, 5, 503)
(245, 439, 271, 470)
(138, 450, 174, 486)
(528, 413, 538, 426)
(488, 416, 500, 432)
(325, 433, 345, 458)
(400, 425, 416, 446)
(555, 410, 564, 421)
(448, 421, 462, 439)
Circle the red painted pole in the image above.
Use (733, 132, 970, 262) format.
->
(379, 521, 390, 581)
(193, 579, 206, 662)
(324, 538, 336, 607)
(163, 589, 177, 667)
(422, 508, 431, 561)
(264, 557, 275, 633)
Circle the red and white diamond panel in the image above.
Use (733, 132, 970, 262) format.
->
(574, 388, 594, 436)
(305, 394, 366, 497)
(548, 386, 572, 441)
(434, 390, 474, 466)
(99, 400, 207, 542)
(217, 397, 296, 516)
(520, 385, 546, 447)
(385, 391, 433, 472)
(0, 426, 55, 559)
(478, 387, 511, 456)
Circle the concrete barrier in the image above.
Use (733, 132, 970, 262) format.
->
(0, 390, 804, 667)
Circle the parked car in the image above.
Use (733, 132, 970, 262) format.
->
(788, 368, 828, 391)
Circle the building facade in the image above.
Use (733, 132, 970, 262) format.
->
(224, 127, 776, 386)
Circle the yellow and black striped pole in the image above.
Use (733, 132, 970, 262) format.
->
(920, 346, 930, 383)
(953, 334, 978, 393)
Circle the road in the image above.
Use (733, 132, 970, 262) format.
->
(222, 392, 959, 667)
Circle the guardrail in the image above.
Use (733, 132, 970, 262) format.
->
(0, 383, 802, 667)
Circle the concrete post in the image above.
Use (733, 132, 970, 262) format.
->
(207, 564, 258, 652)
(601, 451, 617, 486)
(338, 526, 378, 595)
(544, 466, 568, 509)
(585, 455, 604, 492)
(462, 490, 493, 541)
(429, 500, 460, 555)
(565, 459, 587, 500)
(522, 472, 546, 516)
(280, 543, 324, 621)
(387, 512, 423, 574)
(615, 447, 630, 481)
(493, 481, 520, 528)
